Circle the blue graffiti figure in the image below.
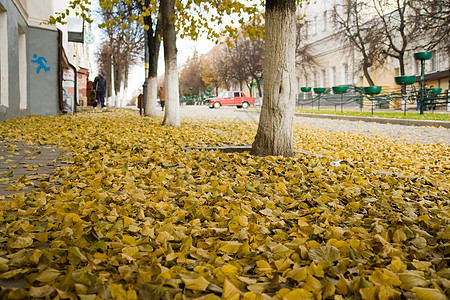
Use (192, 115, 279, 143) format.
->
(31, 54, 50, 74)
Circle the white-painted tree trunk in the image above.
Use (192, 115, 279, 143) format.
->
(145, 76, 158, 116)
(110, 57, 116, 107)
(162, 0, 180, 126)
(123, 86, 128, 107)
(251, 0, 296, 157)
(116, 84, 124, 108)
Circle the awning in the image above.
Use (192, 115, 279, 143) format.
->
(416, 69, 450, 81)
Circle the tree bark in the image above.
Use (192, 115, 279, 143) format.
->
(362, 57, 375, 86)
(251, 0, 296, 157)
(143, 0, 161, 117)
(161, 0, 180, 126)
(399, 53, 405, 76)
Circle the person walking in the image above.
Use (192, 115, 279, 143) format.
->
(417, 83, 428, 111)
(158, 86, 165, 111)
(93, 71, 107, 109)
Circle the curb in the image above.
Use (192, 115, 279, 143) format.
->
(238, 109, 450, 129)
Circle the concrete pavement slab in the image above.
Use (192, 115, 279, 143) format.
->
(0, 142, 65, 198)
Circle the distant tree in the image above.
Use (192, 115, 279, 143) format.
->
(215, 47, 235, 91)
(244, 38, 265, 97)
(371, 0, 418, 76)
(226, 43, 247, 91)
(295, 19, 319, 74)
(179, 52, 205, 97)
(333, 0, 385, 86)
(409, 0, 450, 52)
(96, 41, 113, 97)
(96, 1, 144, 106)
(231, 37, 265, 97)
(201, 51, 222, 95)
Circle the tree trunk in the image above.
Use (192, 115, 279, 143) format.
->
(144, 34, 160, 116)
(251, 0, 296, 157)
(254, 77, 263, 97)
(114, 62, 121, 97)
(143, 0, 161, 117)
(247, 82, 253, 97)
(117, 65, 129, 108)
(399, 53, 405, 76)
(162, 0, 180, 126)
(147, 76, 158, 113)
(362, 58, 375, 86)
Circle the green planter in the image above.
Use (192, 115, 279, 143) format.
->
(414, 52, 432, 60)
(332, 86, 348, 94)
(430, 88, 442, 94)
(364, 86, 382, 95)
(301, 87, 312, 92)
(313, 88, 326, 94)
(394, 75, 416, 85)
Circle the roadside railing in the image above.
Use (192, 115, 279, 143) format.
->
(295, 85, 449, 115)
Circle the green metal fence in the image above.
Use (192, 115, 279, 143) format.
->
(296, 85, 449, 116)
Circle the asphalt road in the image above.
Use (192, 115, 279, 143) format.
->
(175, 106, 450, 145)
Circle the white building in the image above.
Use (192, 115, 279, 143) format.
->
(296, 1, 449, 95)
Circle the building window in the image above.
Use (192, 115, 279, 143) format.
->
(414, 61, 419, 75)
(304, 75, 308, 87)
(331, 67, 336, 86)
(323, 11, 327, 31)
(0, 6, 8, 107)
(342, 64, 348, 85)
(321, 70, 326, 87)
(18, 24, 27, 110)
(313, 72, 317, 87)
(430, 51, 437, 71)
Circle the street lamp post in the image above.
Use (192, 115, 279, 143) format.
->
(414, 52, 432, 115)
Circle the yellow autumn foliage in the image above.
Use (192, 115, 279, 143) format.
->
(0, 110, 448, 299)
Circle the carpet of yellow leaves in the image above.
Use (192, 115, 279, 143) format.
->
(0, 110, 448, 299)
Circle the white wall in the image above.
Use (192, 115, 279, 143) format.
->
(18, 23, 27, 109)
(52, 0, 91, 70)
(0, 4, 8, 107)
(25, 0, 53, 27)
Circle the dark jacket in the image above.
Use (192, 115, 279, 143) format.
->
(93, 75, 107, 94)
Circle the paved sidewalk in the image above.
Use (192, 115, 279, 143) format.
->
(0, 142, 64, 198)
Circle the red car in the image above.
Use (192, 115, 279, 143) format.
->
(209, 91, 255, 109)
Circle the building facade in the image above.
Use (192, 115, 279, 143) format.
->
(296, 1, 449, 96)
(0, 0, 91, 122)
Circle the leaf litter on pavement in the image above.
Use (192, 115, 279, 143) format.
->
(0, 110, 448, 299)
